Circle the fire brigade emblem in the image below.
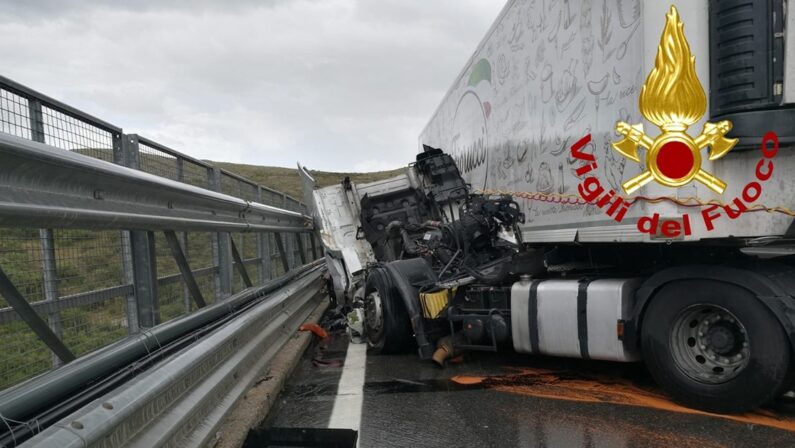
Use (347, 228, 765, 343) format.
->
(612, 6, 737, 194)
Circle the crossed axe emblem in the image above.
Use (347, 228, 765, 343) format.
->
(613, 120, 738, 195)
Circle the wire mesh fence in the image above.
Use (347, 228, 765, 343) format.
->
(260, 187, 285, 207)
(230, 233, 261, 294)
(182, 159, 212, 189)
(154, 232, 184, 322)
(0, 229, 46, 307)
(61, 296, 128, 358)
(42, 106, 116, 162)
(0, 89, 31, 140)
(52, 229, 125, 296)
(0, 229, 49, 388)
(139, 141, 180, 182)
(0, 75, 319, 391)
(220, 172, 260, 203)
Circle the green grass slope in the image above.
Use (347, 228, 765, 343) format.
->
(210, 162, 405, 200)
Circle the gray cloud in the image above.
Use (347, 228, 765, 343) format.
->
(0, 0, 503, 171)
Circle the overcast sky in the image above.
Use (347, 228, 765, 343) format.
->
(0, 0, 504, 171)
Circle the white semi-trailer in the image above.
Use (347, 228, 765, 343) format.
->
(301, 0, 795, 413)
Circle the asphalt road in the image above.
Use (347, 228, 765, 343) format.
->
(259, 323, 795, 448)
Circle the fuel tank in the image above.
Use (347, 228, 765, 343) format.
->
(510, 278, 642, 362)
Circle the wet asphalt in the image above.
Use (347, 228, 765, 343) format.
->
(261, 324, 795, 448)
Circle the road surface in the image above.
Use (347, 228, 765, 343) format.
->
(259, 320, 795, 448)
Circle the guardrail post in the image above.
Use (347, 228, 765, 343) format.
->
(256, 186, 272, 283)
(112, 132, 136, 334)
(122, 135, 160, 327)
(130, 230, 159, 327)
(118, 135, 141, 332)
(210, 168, 233, 298)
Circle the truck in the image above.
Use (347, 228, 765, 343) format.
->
(299, 0, 795, 414)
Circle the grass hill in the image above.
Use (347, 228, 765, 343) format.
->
(209, 162, 405, 199)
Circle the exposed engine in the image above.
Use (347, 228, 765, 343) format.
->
(357, 147, 525, 281)
(322, 147, 545, 361)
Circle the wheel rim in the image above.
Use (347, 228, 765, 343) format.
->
(364, 291, 384, 346)
(670, 304, 750, 384)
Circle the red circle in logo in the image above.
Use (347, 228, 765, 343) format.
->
(657, 141, 694, 179)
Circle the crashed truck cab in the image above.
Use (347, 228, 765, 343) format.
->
(299, 148, 643, 365)
(299, 147, 533, 357)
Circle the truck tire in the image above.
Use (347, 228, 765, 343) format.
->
(363, 267, 414, 354)
(641, 279, 792, 413)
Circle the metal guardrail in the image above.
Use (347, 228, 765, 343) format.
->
(0, 75, 320, 391)
(20, 266, 325, 447)
(0, 133, 307, 232)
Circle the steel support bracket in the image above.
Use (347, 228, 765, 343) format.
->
(274, 232, 290, 273)
(295, 233, 307, 265)
(0, 264, 75, 363)
(229, 237, 253, 288)
(164, 230, 207, 308)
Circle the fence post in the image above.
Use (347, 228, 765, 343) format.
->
(119, 230, 138, 333)
(181, 232, 191, 312)
(28, 98, 68, 365)
(256, 186, 272, 283)
(122, 135, 159, 327)
(282, 194, 295, 271)
(176, 158, 191, 311)
(210, 168, 232, 298)
(114, 135, 140, 333)
(310, 232, 319, 260)
(38, 229, 63, 367)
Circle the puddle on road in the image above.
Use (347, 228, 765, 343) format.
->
(451, 367, 795, 433)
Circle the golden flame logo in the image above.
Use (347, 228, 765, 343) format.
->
(612, 6, 737, 194)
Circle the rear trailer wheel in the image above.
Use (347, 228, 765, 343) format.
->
(363, 268, 414, 354)
(641, 280, 791, 413)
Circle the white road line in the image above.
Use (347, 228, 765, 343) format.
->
(328, 341, 367, 443)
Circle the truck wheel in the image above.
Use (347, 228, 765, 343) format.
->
(363, 268, 414, 354)
(641, 279, 791, 413)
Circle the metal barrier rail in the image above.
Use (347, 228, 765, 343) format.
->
(0, 133, 308, 232)
(0, 75, 320, 391)
(0, 261, 324, 443)
(21, 266, 326, 447)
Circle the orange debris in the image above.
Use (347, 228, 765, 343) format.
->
(298, 323, 328, 339)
